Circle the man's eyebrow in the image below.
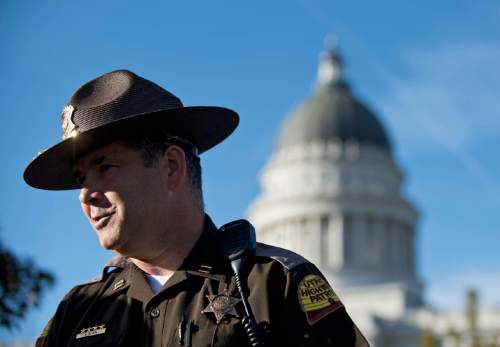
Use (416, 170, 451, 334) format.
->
(73, 155, 107, 179)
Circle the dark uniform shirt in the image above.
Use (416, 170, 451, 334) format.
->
(37, 216, 369, 346)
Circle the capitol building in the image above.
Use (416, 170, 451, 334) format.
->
(248, 45, 500, 347)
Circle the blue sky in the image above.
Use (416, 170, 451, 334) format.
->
(1, 0, 499, 341)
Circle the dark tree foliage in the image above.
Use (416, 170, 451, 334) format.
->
(0, 240, 55, 329)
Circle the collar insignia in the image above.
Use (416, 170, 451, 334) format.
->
(75, 324, 106, 339)
(113, 279, 125, 291)
(201, 290, 241, 323)
(61, 105, 79, 139)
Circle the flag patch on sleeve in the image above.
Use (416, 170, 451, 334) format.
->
(298, 274, 343, 325)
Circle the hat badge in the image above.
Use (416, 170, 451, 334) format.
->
(61, 105, 79, 139)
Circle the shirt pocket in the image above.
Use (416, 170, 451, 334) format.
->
(188, 318, 248, 347)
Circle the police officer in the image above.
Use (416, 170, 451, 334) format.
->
(25, 70, 369, 347)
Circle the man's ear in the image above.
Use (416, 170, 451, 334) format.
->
(160, 145, 187, 190)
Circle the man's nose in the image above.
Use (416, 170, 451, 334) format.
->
(79, 186, 102, 205)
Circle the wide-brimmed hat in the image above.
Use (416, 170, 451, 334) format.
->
(24, 69, 239, 190)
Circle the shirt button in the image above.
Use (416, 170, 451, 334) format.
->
(150, 307, 160, 318)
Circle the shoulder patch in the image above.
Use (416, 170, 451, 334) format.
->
(298, 274, 343, 325)
(255, 243, 307, 271)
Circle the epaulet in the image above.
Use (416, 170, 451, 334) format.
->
(79, 275, 104, 286)
(255, 243, 307, 271)
(79, 255, 129, 286)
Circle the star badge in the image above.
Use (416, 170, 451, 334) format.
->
(201, 291, 241, 323)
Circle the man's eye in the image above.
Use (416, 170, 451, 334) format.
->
(99, 164, 115, 173)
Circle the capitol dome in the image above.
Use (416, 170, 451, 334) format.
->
(278, 49, 392, 152)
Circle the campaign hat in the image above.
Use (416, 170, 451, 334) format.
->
(23, 69, 239, 190)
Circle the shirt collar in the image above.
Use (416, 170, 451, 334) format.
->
(100, 214, 230, 301)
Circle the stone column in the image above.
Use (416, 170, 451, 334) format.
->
(326, 213, 344, 271)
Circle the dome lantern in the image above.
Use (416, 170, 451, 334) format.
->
(317, 39, 344, 86)
(277, 44, 392, 152)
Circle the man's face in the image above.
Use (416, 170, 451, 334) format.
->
(73, 141, 170, 255)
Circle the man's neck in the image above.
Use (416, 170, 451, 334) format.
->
(129, 209, 205, 276)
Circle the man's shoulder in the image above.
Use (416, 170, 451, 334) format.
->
(66, 270, 120, 297)
(65, 256, 129, 298)
(255, 242, 310, 272)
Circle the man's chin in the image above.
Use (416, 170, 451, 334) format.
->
(101, 240, 129, 256)
(98, 238, 121, 252)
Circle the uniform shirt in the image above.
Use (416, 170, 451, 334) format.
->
(36, 216, 369, 347)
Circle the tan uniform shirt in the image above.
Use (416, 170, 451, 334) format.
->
(37, 216, 369, 347)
